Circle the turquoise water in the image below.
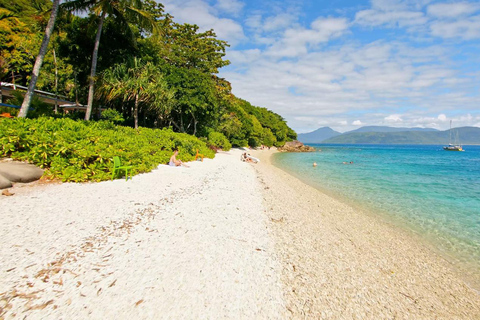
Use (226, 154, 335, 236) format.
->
(273, 144, 480, 283)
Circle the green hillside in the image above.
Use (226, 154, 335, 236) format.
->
(323, 127, 480, 145)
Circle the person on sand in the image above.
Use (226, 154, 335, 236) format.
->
(169, 150, 189, 167)
(241, 152, 255, 163)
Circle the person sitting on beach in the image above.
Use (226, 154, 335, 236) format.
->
(241, 152, 255, 163)
(247, 153, 259, 163)
(169, 150, 189, 167)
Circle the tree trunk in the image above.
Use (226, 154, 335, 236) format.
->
(193, 115, 197, 136)
(53, 48, 58, 114)
(134, 93, 139, 129)
(18, 0, 60, 118)
(85, 11, 106, 121)
(170, 119, 182, 132)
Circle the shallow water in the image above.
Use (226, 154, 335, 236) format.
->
(273, 144, 480, 284)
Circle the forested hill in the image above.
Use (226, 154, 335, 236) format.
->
(322, 127, 480, 145)
(297, 127, 341, 143)
(0, 0, 296, 147)
(347, 126, 439, 133)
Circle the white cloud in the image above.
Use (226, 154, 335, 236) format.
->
(245, 14, 262, 30)
(161, 0, 245, 45)
(225, 49, 262, 65)
(215, 0, 244, 16)
(437, 114, 447, 122)
(385, 114, 403, 122)
(352, 120, 363, 126)
(266, 17, 349, 58)
(427, 2, 480, 18)
(371, 0, 433, 11)
(355, 9, 427, 27)
(263, 13, 298, 32)
(430, 15, 480, 40)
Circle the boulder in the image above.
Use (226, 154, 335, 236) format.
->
(0, 162, 44, 187)
(278, 140, 316, 152)
(0, 174, 12, 189)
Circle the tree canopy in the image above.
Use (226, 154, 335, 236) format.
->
(0, 0, 296, 147)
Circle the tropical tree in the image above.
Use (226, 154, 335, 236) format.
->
(17, 0, 60, 118)
(62, 0, 156, 121)
(98, 58, 173, 129)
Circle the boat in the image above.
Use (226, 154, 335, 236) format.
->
(443, 120, 464, 151)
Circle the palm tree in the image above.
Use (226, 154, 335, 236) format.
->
(62, 0, 156, 121)
(17, 0, 61, 118)
(98, 58, 173, 129)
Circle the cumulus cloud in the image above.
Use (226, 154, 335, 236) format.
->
(266, 17, 349, 58)
(215, 0, 244, 16)
(161, 0, 245, 45)
(352, 120, 363, 126)
(430, 16, 480, 40)
(437, 114, 447, 121)
(355, 9, 427, 28)
(263, 13, 298, 32)
(427, 2, 480, 18)
(385, 114, 403, 122)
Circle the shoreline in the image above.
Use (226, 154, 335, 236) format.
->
(250, 148, 480, 318)
(269, 150, 480, 292)
(1, 148, 479, 318)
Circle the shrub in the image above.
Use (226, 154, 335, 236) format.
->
(101, 108, 124, 124)
(207, 131, 231, 151)
(0, 117, 215, 182)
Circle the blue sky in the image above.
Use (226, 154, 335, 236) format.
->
(160, 0, 480, 133)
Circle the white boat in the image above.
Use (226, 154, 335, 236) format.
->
(443, 120, 464, 151)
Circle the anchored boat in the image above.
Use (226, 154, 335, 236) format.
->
(443, 120, 464, 151)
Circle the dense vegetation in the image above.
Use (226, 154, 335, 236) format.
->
(0, 117, 215, 182)
(0, 0, 296, 148)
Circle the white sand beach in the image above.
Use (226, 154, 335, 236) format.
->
(1, 148, 480, 319)
(0, 149, 285, 319)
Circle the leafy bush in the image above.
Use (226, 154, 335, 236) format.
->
(207, 131, 231, 151)
(8, 91, 54, 118)
(0, 117, 215, 182)
(101, 108, 124, 124)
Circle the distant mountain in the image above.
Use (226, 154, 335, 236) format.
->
(346, 126, 439, 134)
(323, 127, 480, 145)
(297, 127, 341, 143)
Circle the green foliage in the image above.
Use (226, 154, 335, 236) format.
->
(207, 131, 231, 151)
(0, 117, 214, 182)
(2, 0, 297, 147)
(100, 108, 124, 123)
(9, 91, 54, 118)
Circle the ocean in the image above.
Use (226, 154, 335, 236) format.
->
(272, 144, 480, 285)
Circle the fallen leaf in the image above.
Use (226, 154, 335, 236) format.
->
(2, 189, 14, 196)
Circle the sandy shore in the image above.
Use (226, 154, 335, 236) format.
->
(1, 148, 479, 319)
(250, 148, 480, 319)
(0, 149, 285, 319)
